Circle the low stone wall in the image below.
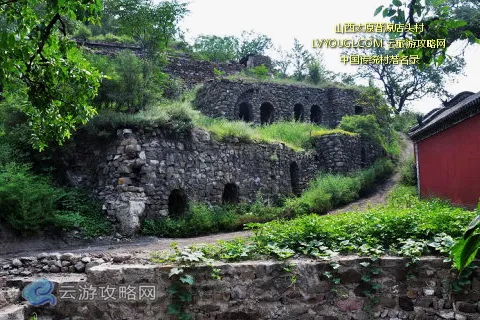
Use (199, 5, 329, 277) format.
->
(194, 79, 371, 127)
(6, 257, 480, 320)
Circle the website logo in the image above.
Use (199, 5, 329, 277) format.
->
(22, 278, 57, 306)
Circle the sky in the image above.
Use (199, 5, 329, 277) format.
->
(175, 0, 479, 114)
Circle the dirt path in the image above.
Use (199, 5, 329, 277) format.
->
(0, 136, 413, 260)
(329, 134, 414, 215)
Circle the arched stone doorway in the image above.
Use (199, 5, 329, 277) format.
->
(238, 102, 253, 122)
(294, 104, 304, 121)
(290, 162, 301, 196)
(168, 189, 188, 217)
(222, 183, 239, 204)
(260, 102, 275, 125)
(310, 105, 322, 124)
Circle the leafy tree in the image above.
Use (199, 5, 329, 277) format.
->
(193, 35, 239, 62)
(375, 0, 480, 66)
(354, 43, 465, 113)
(307, 52, 328, 85)
(272, 46, 292, 79)
(237, 30, 273, 58)
(0, 0, 103, 150)
(291, 38, 313, 81)
(93, 0, 188, 51)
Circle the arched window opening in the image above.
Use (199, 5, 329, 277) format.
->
(222, 183, 239, 204)
(260, 102, 275, 125)
(310, 105, 322, 124)
(355, 106, 364, 115)
(168, 189, 188, 217)
(238, 102, 253, 122)
(294, 104, 304, 121)
(290, 162, 301, 196)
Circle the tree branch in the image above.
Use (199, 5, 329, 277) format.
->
(26, 13, 61, 73)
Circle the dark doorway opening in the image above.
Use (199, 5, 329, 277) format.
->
(310, 105, 322, 124)
(222, 183, 239, 204)
(238, 102, 253, 122)
(355, 106, 363, 115)
(294, 104, 304, 121)
(260, 102, 274, 125)
(361, 147, 366, 165)
(290, 162, 301, 196)
(168, 189, 188, 217)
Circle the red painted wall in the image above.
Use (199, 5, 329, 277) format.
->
(417, 113, 480, 208)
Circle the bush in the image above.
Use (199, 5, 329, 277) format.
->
(0, 163, 60, 234)
(246, 65, 270, 80)
(338, 115, 382, 144)
(400, 155, 417, 186)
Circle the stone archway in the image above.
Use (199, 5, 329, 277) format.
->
(222, 183, 239, 204)
(310, 105, 322, 124)
(260, 102, 275, 125)
(238, 102, 253, 122)
(168, 189, 188, 217)
(294, 104, 304, 121)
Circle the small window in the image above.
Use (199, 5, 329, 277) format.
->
(355, 106, 363, 115)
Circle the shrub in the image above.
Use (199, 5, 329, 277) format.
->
(247, 64, 270, 80)
(400, 155, 417, 186)
(0, 163, 59, 234)
(338, 115, 382, 144)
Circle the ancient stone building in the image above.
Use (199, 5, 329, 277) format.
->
(194, 79, 372, 127)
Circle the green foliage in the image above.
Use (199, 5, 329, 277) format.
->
(0, 163, 111, 236)
(400, 155, 417, 186)
(142, 200, 284, 238)
(193, 35, 239, 62)
(0, 0, 103, 150)
(338, 115, 382, 144)
(452, 204, 480, 273)
(87, 51, 167, 112)
(0, 163, 60, 234)
(393, 109, 423, 132)
(237, 30, 273, 57)
(100, 0, 189, 51)
(374, 0, 479, 66)
(247, 186, 474, 259)
(246, 65, 270, 80)
(291, 38, 313, 81)
(87, 33, 137, 44)
(285, 159, 394, 214)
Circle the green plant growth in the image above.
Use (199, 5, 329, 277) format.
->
(452, 204, 480, 273)
(246, 65, 270, 80)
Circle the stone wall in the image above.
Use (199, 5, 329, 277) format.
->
(58, 127, 384, 236)
(7, 257, 480, 320)
(194, 79, 371, 127)
(163, 55, 244, 88)
(315, 134, 386, 173)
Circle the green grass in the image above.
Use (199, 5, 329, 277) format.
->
(225, 73, 363, 91)
(85, 89, 352, 151)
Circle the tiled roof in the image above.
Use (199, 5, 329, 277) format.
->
(408, 91, 480, 142)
